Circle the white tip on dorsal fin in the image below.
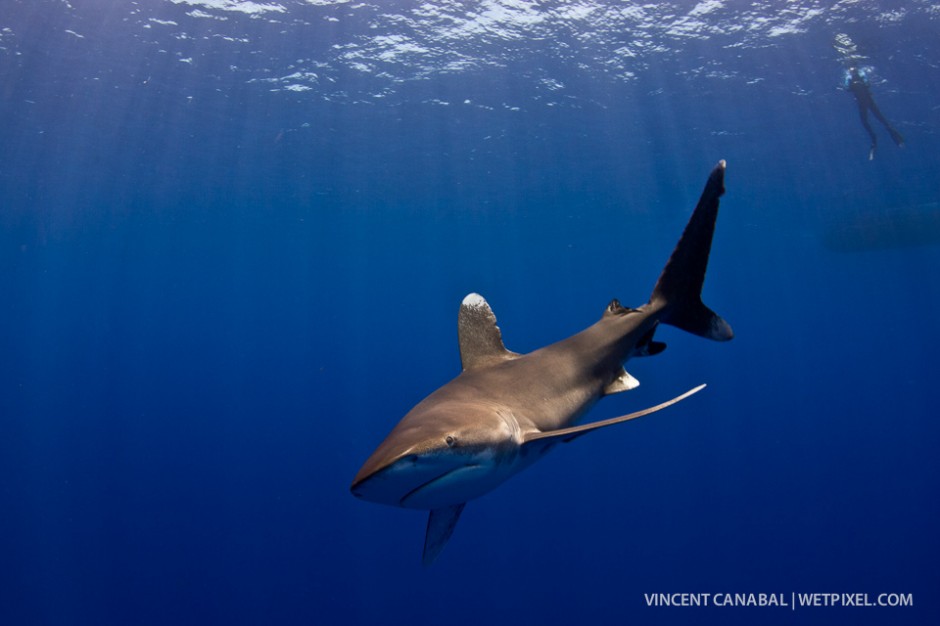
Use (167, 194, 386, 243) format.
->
(603, 368, 640, 395)
(458, 293, 519, 371)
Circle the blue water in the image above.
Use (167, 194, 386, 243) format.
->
(2, 1, 939, 624)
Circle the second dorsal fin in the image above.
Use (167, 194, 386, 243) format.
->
(457, 293, 519, 371)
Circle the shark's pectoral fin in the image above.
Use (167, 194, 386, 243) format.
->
(522, 384, 706, 447)
(458, 294, 520, 371)
(603, 368, 640, 395)
(423, 503, 466, 566)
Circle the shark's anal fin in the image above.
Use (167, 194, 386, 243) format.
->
(522, 384, 706, 447)
(458, 294, 519, 371)
(603, 368, 640, 395)
(632, 325, 666, 358)
(423, 503, 466, 567)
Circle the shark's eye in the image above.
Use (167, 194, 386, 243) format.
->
(445, 435, 456, 447)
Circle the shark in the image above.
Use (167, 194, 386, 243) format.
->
(351, 160, 733, 565)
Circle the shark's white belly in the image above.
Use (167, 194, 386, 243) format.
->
(396, 448, 526, 509)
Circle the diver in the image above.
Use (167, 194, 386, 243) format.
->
(843, 65, 904, 160)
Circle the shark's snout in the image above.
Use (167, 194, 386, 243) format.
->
(351, 448, 476, 510)
(351, 402, 522, 510)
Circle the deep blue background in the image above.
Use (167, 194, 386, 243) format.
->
(1, 1, 939, 624)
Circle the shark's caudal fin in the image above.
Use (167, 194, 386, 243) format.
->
(650, 160, 733, 341)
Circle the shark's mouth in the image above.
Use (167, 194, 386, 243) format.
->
(399, 464, 485, 508)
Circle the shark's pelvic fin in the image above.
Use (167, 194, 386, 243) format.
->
(423, 503, 466, 566)
(603, 367, 640, 395)
(651, 160, 733, 342)
(458, 293, 519, 371)
(522, 384, 706, 447)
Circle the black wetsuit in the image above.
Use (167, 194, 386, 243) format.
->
(846, 69, 904, 157)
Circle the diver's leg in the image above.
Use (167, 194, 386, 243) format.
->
(858, 106, 878, 159)
(869, 103, 905, 147)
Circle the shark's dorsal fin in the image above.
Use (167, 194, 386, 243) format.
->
(423, 503, 466, 566)
(458, 293, 519, 371)
(522, 385, 706, 447)
(603, 368, 640, 395)
(604, 299, 629, 317)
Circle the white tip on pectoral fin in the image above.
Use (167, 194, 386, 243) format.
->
(603, 368, 640, 395)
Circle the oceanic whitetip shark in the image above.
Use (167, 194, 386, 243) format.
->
(351, 161, 733, 565)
